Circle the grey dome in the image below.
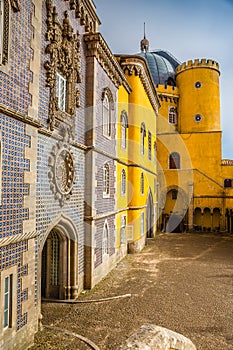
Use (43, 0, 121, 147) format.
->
(138, 50, 180, 86)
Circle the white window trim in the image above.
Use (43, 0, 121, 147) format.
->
(120, 215, 127, 244)
(121, 169, 126, 196)
(168, 106, 177, 125)
(103, 220, 109, 258)
(140, 172, 144, 195)
(148, 130, 152, 161)
(0, 265, 17, 335)
(103, 94, 111, 138)
(56, 72, 67, 112)
(121, 112, 128, 150)
(103, 163, 110, 198)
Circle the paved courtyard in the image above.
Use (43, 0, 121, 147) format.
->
(31, 233, 233, 349)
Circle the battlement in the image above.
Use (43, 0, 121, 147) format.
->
(156, 84, 179, 95)
(176, 58, 220, 75)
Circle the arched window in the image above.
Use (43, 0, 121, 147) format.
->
(140, 172, 144, 195)
(121, 169, 126, 196)
(140, 123, 146, 155)
(121, 110, 128, 149)
(224, 178, 232, 188)
(168, 107, 177, 125)
(154, 141, 157, 164)
(148, 130, 152, 160)
(102, 88, 113, 138)
(103, 221, 109, 256)
(103, 163, 110, 196)
(169, 152, 180, 169)
(0, 0, 19, 66)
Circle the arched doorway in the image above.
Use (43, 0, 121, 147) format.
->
(41, 216, 79, 300)
(193, 207, 202, 231)
(146, 189, 154, 238)
(160, 186, 188, 233)
(41, 229, 63, 299)
(213, 208, 220, 232)
(203, 208, 211, 231)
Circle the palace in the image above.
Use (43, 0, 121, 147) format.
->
(0, 1, 233, 349)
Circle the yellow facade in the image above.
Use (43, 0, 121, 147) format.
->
(156, 57, 233, 233)
(116, 56, 159, 252)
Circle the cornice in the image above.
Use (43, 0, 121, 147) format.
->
(65, 0, 101, 32)
(158, 94, 179, 104)
(0, 104, 42, 128)
(116, 55, 160, 114)
(84, 33, 132, 93)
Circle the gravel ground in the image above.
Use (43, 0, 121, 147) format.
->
(30, 233, 233, 350)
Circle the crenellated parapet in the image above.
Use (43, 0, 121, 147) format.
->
(156, 84, 179, 103)
(176, 58, 220, 76)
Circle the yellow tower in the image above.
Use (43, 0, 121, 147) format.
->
(176, 59, 221, 133)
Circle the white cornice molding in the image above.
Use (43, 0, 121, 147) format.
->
(117, 55, 160, 114)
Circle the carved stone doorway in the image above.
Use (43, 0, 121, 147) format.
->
(41, 226, 78, 300)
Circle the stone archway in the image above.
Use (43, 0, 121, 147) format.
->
(146, 189, 154, 238)
(41, 215, 79, 300)
(159, 186, 189, 233)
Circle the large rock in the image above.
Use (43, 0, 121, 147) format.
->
(117, 324, 196, 350)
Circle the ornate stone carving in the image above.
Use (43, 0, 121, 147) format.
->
(44, 0, 81, 131)
(48, 128, 75, 206)
(66, 0, 100, 33)
(10, 0, 20, 12)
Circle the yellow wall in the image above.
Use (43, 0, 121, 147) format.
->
(157, 58, 233, 232)
(176, 59, 221, 133)
(117, 60, 158, 248)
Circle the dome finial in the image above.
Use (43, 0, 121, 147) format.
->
(140, 22, 149, 53)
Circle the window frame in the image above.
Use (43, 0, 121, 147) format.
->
(120, 111, 128, 150)
(224, 178, 232, 188)
(169, 152, 180, 169)
(148, 130, 152, 160)
(56, 72, 67, 112)
(121, 168, 126, 196)
(103, 163, 110, 198)
(168, 106, 177, 125)
(4, 275, 12, 329)
(103, 221, 109, 257)
(140, 123, 146, 155)
(140, 172, 144, 195)
(102, 88, 114, 139)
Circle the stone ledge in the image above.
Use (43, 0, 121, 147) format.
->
(117, 324, 196, 350)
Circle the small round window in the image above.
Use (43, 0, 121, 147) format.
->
(195, 81, 202, 88)
(194, 114, 202, 122)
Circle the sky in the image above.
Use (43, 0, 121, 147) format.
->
(94, 0, 233, 159)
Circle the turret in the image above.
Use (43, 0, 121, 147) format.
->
(176, 58, 221, 133)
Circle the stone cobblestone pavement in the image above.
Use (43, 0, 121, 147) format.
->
(30, 233, 233, 350)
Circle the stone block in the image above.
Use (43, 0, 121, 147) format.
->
(117, 324, 196, 350)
